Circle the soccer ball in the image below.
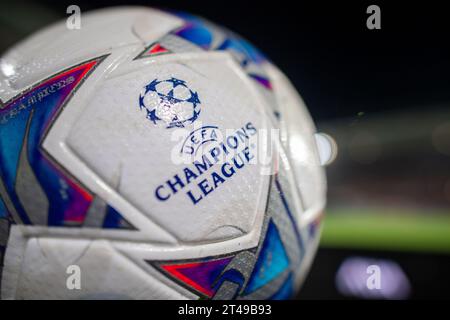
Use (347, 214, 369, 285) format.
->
(0, 7, 327, 299)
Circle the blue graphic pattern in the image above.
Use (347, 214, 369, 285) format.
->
(270, 273, 294, 300)
(244, 220, 290, 294)
(174, 12, 267, 65)
(103, 205, 132, 229)
(0, 59, 101, 226)
(0, 197, 6, 218)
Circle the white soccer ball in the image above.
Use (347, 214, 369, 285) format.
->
(0, 6, 328, 299)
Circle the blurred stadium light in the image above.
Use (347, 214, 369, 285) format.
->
(318, 107, 450, 253)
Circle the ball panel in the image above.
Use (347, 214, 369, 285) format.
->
(0, 7, 181, 92)
(2, 226, 191, 299)
(65, 55, 271, 242)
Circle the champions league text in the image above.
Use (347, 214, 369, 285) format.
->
(155, 122, 257, 205)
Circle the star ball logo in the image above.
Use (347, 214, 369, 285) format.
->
(138, 76, 278, 180)
(139, 77, 201, 128)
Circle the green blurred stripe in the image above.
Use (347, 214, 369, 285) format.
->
(320, 208, 450, 253)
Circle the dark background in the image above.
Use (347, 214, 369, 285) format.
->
(1, 0, 449, 299)
(2, 1, 450, 121)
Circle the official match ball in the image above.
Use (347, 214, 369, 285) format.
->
(0, 7, 328, 299)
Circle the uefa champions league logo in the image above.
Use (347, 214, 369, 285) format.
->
(139, 77, 201, 128)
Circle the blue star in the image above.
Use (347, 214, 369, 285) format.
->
(138, 94, 146, 110)
(146, 109, 160, 124)
(145, 79, 160, 94)
(166, 77, 186, 88)
(187, 91, 201, 106)
(190, 109, 201, 123)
